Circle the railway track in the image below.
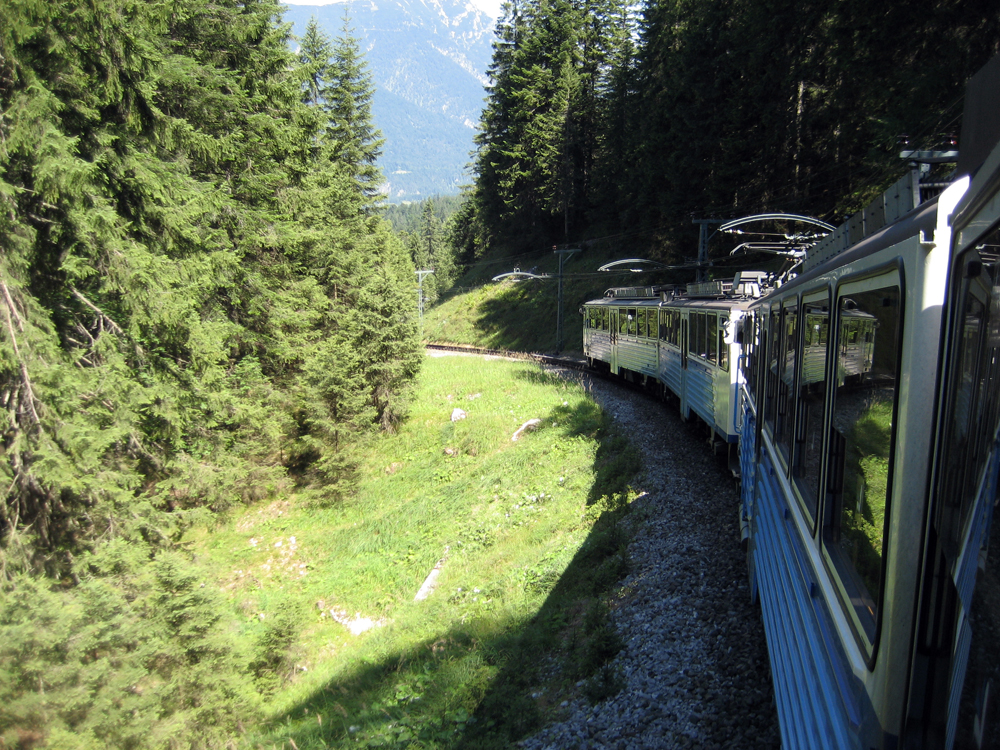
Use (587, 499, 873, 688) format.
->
(424, 341, 778, 746)
(424, 342, 591, 370)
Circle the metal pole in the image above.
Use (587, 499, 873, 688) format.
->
(553, 247, 580, 353)
(415, 269, 434, 335)
(692, 218, 725, 283)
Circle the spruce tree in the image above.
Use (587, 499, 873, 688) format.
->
(297, 16, 336, 108)
(327, 14, 386, 200)
(0, 0, 426, 741)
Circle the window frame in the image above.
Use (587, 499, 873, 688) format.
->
(774, 297, 799, 467)
(820, 268, 905, 662)
(791, 289, 831, 532)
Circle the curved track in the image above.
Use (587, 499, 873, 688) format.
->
(426, 343, 779, 747)
(424, 343, 590, 371)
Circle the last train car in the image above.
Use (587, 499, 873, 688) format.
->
(583, 274, 764, 450)
(737, 55, 1000, 750)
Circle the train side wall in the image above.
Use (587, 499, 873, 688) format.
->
(686, 359, 715, 426)
(739, 394, 873, 750)
(616, 337, 658, 379)
(585, 329, 613, 365)
(660, 345, 683, 397)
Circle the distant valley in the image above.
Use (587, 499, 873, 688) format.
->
(282, 0, 496, 201)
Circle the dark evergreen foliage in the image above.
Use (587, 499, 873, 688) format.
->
(0, 0, 421, 742)
(460, 0, 1000, 262)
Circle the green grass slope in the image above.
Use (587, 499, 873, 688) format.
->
(191, 353, 641, 749)
(422, 247, 678, 354)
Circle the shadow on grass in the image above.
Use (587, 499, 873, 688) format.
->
(472, 277, 623, 354)
(474, 281, 560, 353)
(256, 396, 640, 750)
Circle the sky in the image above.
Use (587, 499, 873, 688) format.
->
(283, 0, 502, 21)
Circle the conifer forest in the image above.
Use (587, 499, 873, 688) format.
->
(1, 0, 999, 745)
(0, 0, 421, 744)
(459, 0, 1000, 259)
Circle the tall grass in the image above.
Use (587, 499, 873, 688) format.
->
(191, 354, 640, 749)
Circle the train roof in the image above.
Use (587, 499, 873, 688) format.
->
(582, 294, 756, 312)
(584, 271, 769, 309)
(759, 195, 939, 301)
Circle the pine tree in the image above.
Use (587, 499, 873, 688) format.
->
(297, 16, 336, 108)
(327, 14, 385, 200)
(285, 14, 421, 486)
(587, 0, 637, 233)
(0, 0, 426, 741)
(468, 0, 628, 251)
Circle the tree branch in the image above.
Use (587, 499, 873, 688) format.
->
(0, 280, 23, 333)
(0, 282, 41, 428)
(69, 287, 125, 337)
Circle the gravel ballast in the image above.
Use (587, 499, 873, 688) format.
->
(519, 367, 781, 749)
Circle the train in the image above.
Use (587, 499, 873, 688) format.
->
(581, 54, 1000, 749)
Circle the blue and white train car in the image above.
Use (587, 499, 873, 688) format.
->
(582, 287, 662, 383)
(582, 275, 764, 451)
(737, 54, 1000, 750)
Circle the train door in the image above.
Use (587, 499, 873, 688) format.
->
(680, 313, 690, 419)
(609, 308, 619, 374)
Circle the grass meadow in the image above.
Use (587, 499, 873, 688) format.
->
(190, 353, 641, 748)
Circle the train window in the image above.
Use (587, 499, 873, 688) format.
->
(946, 220, 1000, 745)
(707, 314, 718, 364)
(649, 309, 658, 339)
(718, 316, 729, 371)
(671, 310, 681, 346)
(740, 316, 754, 389)
(627, 308, 637, 336)
(637, 308, 647, 338)
(764, 303, 781, 434)
(775, 300, 798, 464)
(742, 313, 760, 395)
(938, 223, 1000, 556)
(824, 282, 901, 645)
(792, 298, 830, 524)
(619, 309, 628, 335)
(659, 309, 667, 341)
